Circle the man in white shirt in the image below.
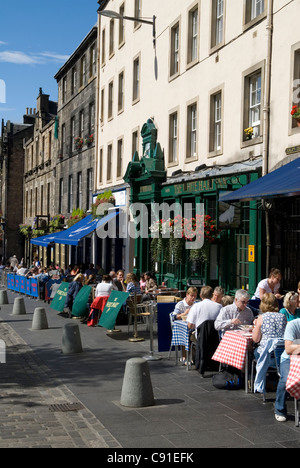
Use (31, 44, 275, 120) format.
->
(187, 286, 222, 340)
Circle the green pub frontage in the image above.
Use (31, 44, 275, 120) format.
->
(124, 119, 263, 296)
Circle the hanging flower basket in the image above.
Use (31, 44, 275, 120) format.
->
(91, 190, 115, 218)
(19, 224, 32, 238)
(67, 209, 87, 228)
(49, 214, 65, 233)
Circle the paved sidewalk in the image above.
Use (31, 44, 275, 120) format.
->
(0, 318, 121, 448)
(1, 289, 300, 449)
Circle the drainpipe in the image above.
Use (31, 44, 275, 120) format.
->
(262, 0, 273, 276)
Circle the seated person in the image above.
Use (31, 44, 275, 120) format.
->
(214, 289, 254, 336)
(280, 291, 300, 322)
(212, 286, 225, 304)
(84, 263, 98, 276)
(171, 287, 198, 321)
(95, 274, 113, 297)
(274, 318, 300, 422)
(188, 286, 222, 341)
(126, 273, 141, 295)
(112, 270, 126, 291)
(144, 271, 158, 293)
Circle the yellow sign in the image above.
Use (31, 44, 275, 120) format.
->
(248, 245, 255, 262)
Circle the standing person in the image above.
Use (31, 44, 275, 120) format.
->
(9, 255, 18, 269)
(274, 318, 300, 422)
(64, 273, 85, 318)
(280, 291, 300, 322)
(214, 289, 254, 335)
(252, 268, 283, 300)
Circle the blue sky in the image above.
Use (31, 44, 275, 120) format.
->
(0, 0, 99, 123)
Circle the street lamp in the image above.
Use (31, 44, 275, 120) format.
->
(97, 8, 156, 48)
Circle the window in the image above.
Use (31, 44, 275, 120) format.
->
(100, 88, 105, 124)
(117, 138, 123, 178)
(71, 67, 77, 95)
(119, 3, 125, 46)
(90, 44, 96, 77)
(249, 72, 261, 137)
(89, 102, 95, 136)
(118, 71, 124, 113)
(48, 131, 52, 160)
(243, 66, 262, 140)
(209, 91, 222, 153)
(107, 144, 112, 181)
(80, 56, 87, 87)
(108, 80, 114, 120)
(87, 169, 93, 210)
(101, 28, 106, 66)
(133, 55, 140, 103)
(47, 182, 51, 215)
(170, 22, 180, 78)
(187, 102, 197, 159)
(245, 0, 265, 25)
(187, 6, 199, 65)
(211, 0, 224, 50)
(71, 117, 75, 152)
(61, 123, 66, 155)
(169, 111, 178, 164)
(99, 148, 103, 185)
(134, 0, 141, 29)
(79, 110, 84, 138)
(59, 178, 64, 214)
(77, 172, 82, 209)
(68, 175, 73, 213)
(132, 129, 139, 156)
(109, 19, 115, 57)
(62, 77, 67, 104)
(291, 46, 300, 130)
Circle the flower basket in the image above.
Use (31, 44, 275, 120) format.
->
(291, 106, 300, 126)
(49, 214, 65, 233)
(74, 137, 83, 150)
(85, 134, 94, 145)
(244, 127, 253, 140)
(91, 190, 115, 218)
(19, 224, 32, 238)
(67, 209, 87, 228)
(32, 229, 46, 238)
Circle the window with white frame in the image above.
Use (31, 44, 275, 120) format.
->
(101, 28, 106, 66)
(209, 91, 222, 152)
(87, 169, 93, 210)
(79, 110, 84, 138)
(119, 3, 125, 46)
(170, 22, 180, 77)
(109, 19, 115, 57)
(187, 102, 197, 159)
(108, 80, 114, 119)
(292, 46, 300, 130)
(99, 148, 103, 185)
(117, 138, 123, 178)
(77, 172, 82, 209)
(90, 44, 96, 77)
(249, 72, 261, 137)
(80, 55, 87, 87)
(188, 6, 199, 64)
(71, 117, 75, 152)
(169, 111, 178, 164)
(71, 67, 77, 95)
(134, 0, 141, 29)
(89, 102, 95, 136)
(133, 55, 140, 103)
(107, 144, 112, 181)
(59, 178, 63, 214)
(132, 129, 139, 156)
(211, 0, 224, 49)
(245, 0, 265, 24)
(118, 71, 124, 113)
(68, 175, 73, 213)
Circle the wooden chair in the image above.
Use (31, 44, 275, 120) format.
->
(127, 296, 151, 333)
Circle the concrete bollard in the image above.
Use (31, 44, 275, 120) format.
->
(61, 322, 83, 355)
(12, 296, 26, 315)
(0, 289, 9, 305)
(120, 357, 155, 408)
(31, 307, 48, 330)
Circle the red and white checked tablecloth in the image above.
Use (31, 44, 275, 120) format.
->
(286, 355, 300, 399)
(212, 330, 253, 370)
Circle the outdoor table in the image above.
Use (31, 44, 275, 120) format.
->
(286, 355, 300, 427)
(171, 320, 190, 364)
(212, 330, 253, 392)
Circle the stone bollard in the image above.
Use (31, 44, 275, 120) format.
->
(31, 307, 48, 330)
(0, 289, 9, 305)
(12, 296, 26, 315)
(61, 322, 83, 355)
(120, 357, 155, 408)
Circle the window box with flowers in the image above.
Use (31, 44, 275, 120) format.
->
(67, 208, 87, 228)
(149, 214, 220, 266)
(49, 214, 65, 233)
(84, 134, 94, 145)
(291, 105, 300, 127)
(32, 228, 47, 238)
(19, 224, 32, 238)
(74, 137, 84, 150)
(91, 190, 115, 218)
(244, 127, 254, 140)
